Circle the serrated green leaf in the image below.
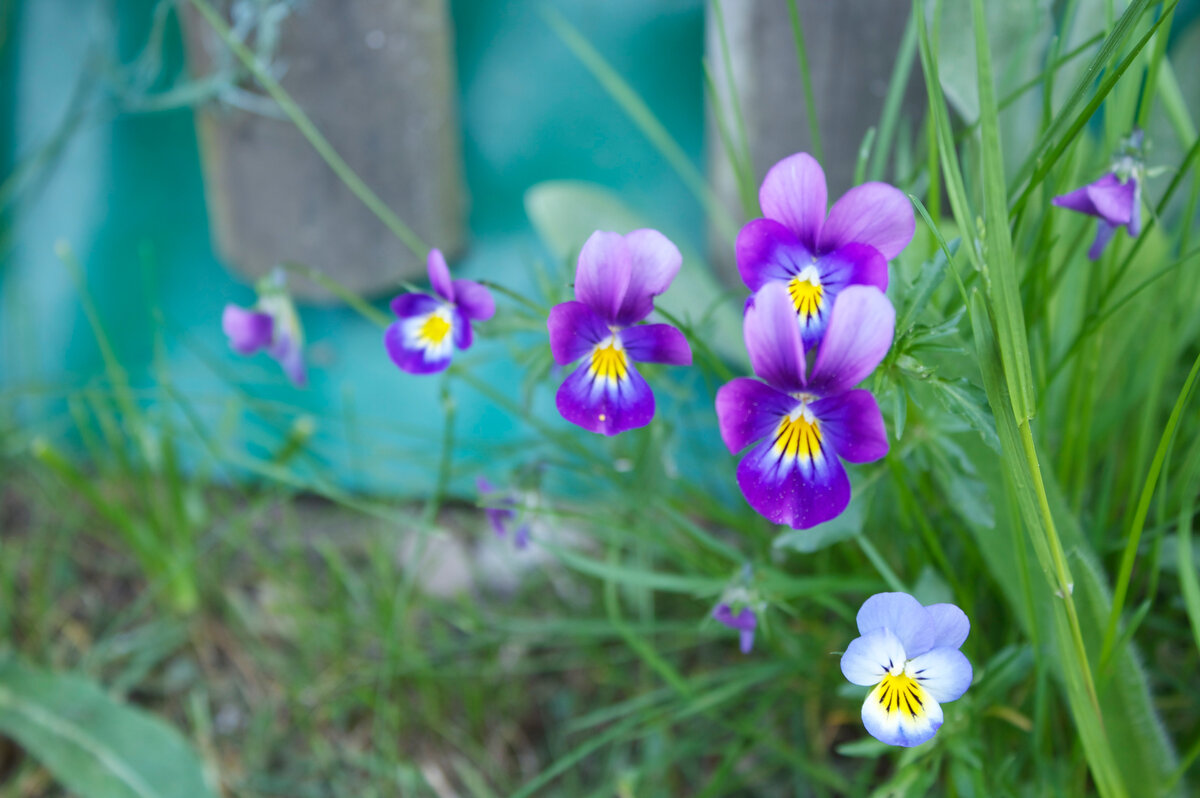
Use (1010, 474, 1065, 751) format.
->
(0, 657, 218, 798)
(932, 377, 1000, 452)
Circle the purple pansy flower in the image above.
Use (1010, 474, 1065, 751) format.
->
(222, 270, 307, 386)
(715, 282, 894, 529)
(476, 477, 530, 549)
(547, 230, 693, 436)
(737, 152, 914, 348)
(840, 592, 972, 747)
(385, 249, 495, 375)
(1052, 129, 1145, 260)
(713, 603, 757, 654)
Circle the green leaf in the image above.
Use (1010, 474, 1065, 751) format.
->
(773, 492, 866, 553)
(0, 657, 218, 798)
(932, 378, 1000, 452)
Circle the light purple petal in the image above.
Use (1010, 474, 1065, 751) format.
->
(384, 319, 453, 375)
(427, 248, 455, 303)
(1084, 173, 1134, 226)
(856, 593, 935, 658)
(574, 230, 631, 324)
(743, 283, 808, 393)
(1052, 183, 1100, 216)
(390, 292, 440, 320)
(269, 332, 308, 387)
(736, 218, 813, 291)
(715, 378, 796, 454)
(861, 680, 943, 747)
(759, 152, 828, 250)
(555, 355, 654, 436)
(841, 628, 907, 686)
(619, 324, 692, 365)
(453, 279, 495, 321)
(809, 390, 888, 464)
(908, 647, 973, 703)
(615, 229, 683, 326)
(926, 603, 970, 650)
(1088, 220, 1117, 261)
(818, 182, 915, 260)
(513, 524, 531, 549)
(547, 301, 611, 365)
(222, 305, 274, 354)
(736, 423, 850, 529)
(808, 286, 895, 395)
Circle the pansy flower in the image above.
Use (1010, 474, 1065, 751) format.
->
(713, 603, 757, 654)
(222, 269, 307, 386)
(1052, 130, 1145, 260)
(840, 592, 972, 747)
(715, 282, 893, 529)
(547, 230, 693, 436)
(737, 152, 914, 347)
(476, 476, 530, 549)
(385, 249, 495, 375)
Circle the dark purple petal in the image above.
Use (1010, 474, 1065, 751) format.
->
(555, 354, 655, 436)
(384, 318, 453, 375)
(453, 279, 495, 321)
(390, 292, 440, 319)
(1088, 221, 1117, 261)
(427, 248, 455, 303)
(817, 243, 889, 293)
(619, 323, 692, 365)
(743, 283, 807, 393)
(574, 230, 631, 323)
(269, 332, 308, 387)
(809, 390, 888, 463)
(453, 308, 473, 351)
(713, 604, 757, 653)
(736, 218, 813, 291)
(856, 592, 935, 658)
(818, 182, 915, 260)
(759, 152, 828, 250)
(715, 378, 796, 454)
(222, 305, 274, 354)
(808, 286, 895, 395)
(735, 420, 851, 529)
(1084, 173, 1135, 226)
(547, 301, 610, 365)
(926, 603, 970, 650)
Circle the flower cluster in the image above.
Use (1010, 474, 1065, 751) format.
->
(716, 153, 911, 529)
(222, 269, 308, 387)
(1052, 129, 1145, 260)
(841, 592, 972, 747)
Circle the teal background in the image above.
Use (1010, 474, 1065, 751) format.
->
(0, 0, 718, 498)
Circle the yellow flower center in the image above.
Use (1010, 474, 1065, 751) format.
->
(419, 312, 452, 345)
(787, 268, 824, 320)
(772, 410, 822, 462)
(589, 339, 628, 382)
(875, 672, 928, 720)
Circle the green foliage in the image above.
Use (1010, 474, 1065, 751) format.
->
(0, 657, 217, 798)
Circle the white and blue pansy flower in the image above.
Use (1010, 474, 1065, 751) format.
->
(840, 592, 972, 747)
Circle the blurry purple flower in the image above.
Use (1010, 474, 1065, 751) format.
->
(737, 152, 914, 348)
(715, 283, 894, 529)
(476, 477, 529, 549)
(713, 603, 757, 654)
(840, 592, 972, 747)
(547, 230, 693, 436)
(1052, 130, 1145, 260)
(385, 249, 495, 375)
(222, 271, 307, 386)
